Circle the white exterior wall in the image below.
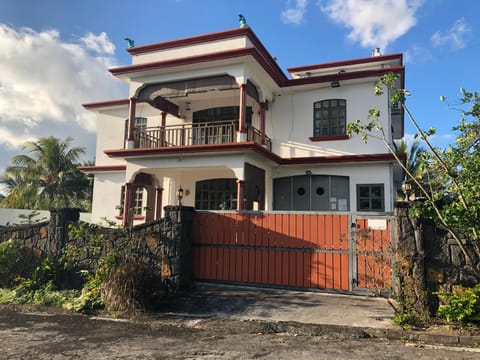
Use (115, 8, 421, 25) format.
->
(91, 172, 125, 224)
(132, 36, 249, 65)
(271, 163, 394, 212)
(267, 81, 390, 157)
(95, 109, 128, 166)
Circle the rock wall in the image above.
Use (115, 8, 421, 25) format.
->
(0, 206, 195, 293)
(393, 202, 479, 315)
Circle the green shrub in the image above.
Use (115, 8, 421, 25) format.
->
(63, 271, 104, 313)
(436, 285, 480, 324)
(0, 240, 22, 287)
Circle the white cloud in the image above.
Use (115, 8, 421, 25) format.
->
(404, 45, 432, 64)
(318, 0, 425, 50)
(431, 18, 471, 50)
(282, 0, 308, 25)
(0, 24, 126, 166)
(403, 132, 454, 148)
(80, 32, 116, 55)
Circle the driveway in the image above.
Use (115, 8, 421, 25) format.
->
(1, 307, 480, 359)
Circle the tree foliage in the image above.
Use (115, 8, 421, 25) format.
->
(0, 136, 92, 210)
(348, 74, 480, 277)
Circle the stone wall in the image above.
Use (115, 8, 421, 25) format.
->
(0, 206, 195, 293)
(393, 202, 480, 315)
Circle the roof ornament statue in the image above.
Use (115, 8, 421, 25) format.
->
(124, 38, 135, 49)
(239, 14, 248, 28)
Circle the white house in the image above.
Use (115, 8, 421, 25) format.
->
(80, 26, 404, 227)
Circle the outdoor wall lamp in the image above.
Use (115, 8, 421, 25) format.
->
(401, 181, 412, 202)
(176, 186, 184, 206)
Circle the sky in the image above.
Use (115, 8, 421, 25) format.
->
(0, 0, 478, 189)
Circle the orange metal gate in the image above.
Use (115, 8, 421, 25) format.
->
(192, 211, 392, 292)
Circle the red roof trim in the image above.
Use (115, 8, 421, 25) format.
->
(287, 53, 403, 73)
(78, 165, 126, 173)
(281, 153, 405, 165)
(128, 27, 252, 55)
(109, 51, 402, 88)
(104, 142, 282, 160)
(82, 99, 129, 110)
(113, 27, 287, 83)
(286, 66, 405, 87)
(126, 28, 284, 78)
(110, 47, 257, 76)
(104, 144, 403, 165)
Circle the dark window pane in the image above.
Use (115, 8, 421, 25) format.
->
(359, 199, 370, 210)
(359, 186, 370, 197)
(371, 199, 383, 210)
(371, 186, 383, 197)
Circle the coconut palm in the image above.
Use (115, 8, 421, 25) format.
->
(0, 136, 91, 210)
(396, 139, 428, 199)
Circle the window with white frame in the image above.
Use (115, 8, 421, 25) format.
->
(313, 99, 346, 137)
(119, 185, 144, 216)
(124, 117, 148, 140)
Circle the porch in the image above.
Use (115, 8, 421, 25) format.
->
(134, 120, 272, 150)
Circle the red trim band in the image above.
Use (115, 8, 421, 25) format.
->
(82, 99, 130, 110)
(288, 53, 403, 73)
(115, 215, 145, 220)
(309, 135, 349, 142)
(78, 165, 126, 173)
(104, 143, 404, 165)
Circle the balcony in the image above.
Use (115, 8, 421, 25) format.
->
(134, 121, 272, 150)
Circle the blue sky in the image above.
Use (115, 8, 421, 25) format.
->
(0, 0, 478, 179)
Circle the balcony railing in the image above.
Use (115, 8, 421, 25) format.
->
(134, 121, 272, 150)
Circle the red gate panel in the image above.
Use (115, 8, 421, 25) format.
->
(193, 212, 392, 292)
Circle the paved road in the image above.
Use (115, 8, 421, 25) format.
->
(1, 309, 479, 359)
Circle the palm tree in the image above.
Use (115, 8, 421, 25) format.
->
(0, 136, 91, 210)
(396, 139, 427, 199)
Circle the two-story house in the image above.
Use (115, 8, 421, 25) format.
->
(80, 26, 404, 227)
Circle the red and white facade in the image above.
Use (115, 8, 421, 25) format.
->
(81, 27, 404, 226)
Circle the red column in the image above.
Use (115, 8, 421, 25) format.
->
(127, 97, 137, 142)
(123, 182, 135, 227)
(238, 84, 247, 134)
(160, 111, 167, 146)
(145, 185, 155, 223)
(155, 187, 164, 220)
(236, 180, 245, 210)
(260, 101, 268, 145)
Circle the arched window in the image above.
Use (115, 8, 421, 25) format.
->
(313, 99, 346, 137)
